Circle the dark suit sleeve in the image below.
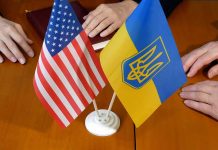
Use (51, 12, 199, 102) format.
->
(133, 0, 182, 17)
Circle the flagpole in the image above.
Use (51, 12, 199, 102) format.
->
(87, 75, 100, 117)
(92, 99, 100, 117)
(106, 92, 116, 118)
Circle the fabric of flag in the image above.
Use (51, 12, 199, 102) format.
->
(33, 0, 107, 127)
(100, 0, 186, 127)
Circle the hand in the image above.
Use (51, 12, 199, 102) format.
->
(0, 16, 34, 64)
(182, 41, 218, 78)
(180, 80, 218, 120)
(82, 0, 137, 38)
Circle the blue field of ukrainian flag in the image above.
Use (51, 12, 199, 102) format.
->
(100, 0, 186, 127)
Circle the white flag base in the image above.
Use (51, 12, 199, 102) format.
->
(85, 109, 120, 136)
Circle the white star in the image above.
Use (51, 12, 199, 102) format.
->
(48, 34, 51, 37)
(54, 30, 58, 34)
(67, 26, 70, 29)
(47, 40, 50, 44)
(57, 17, 60, 21)
(61, 31, 64, 35)
(52, 9, 55, 12)
(49, 28, 52, 31)
(51, 49, 55, 52)
(61, 25, 65, 29)
(65, 39, 68, 42)
(52, 43, 56, 46)
(76, 27, 79, 31)
(66, 32, 69, 35)
(71, 26, 75, 30)
(58, 44, 62, 47)
(54, 37, 57, 40)
(58, 11, 61, 14)
(62, 19, 66, 22)
(68, 20, 71, 23)
(55, 24, 59, 27)
(59, 38, 63, 41)
(50, 22, 53, 25)
(59, 4, 62, 8)
(69, 13, 72, 16)
(73, 20, 75, 23)
(53, 2, 56, 6)
(64, 12, 67, 16)
(65, 6, 68, 9)
(51, 15, 54, 18)
(71, 33, 74, 36)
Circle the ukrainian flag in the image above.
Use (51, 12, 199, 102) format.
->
(100, 0, 186, 127)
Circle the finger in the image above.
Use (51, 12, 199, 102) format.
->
(181, 55, 190, 72)
(0, 40, 17, 62)
(184, 100, 212, 116)
(85, 13, 107, 37)
(100, 23, 117, 37)
(2, 34, 26, 64)
(0, 54, 3, 63)
(188, 51, 218, 77)
(181, 48, 207, 72)
(182, 83, 215, 94)
(82, 12, 94, 29)
(197, 80, 218, 87)
(89, 18, 112, 38)
(14, 23, 33, 44)
(180, 91, 211, 104)
(82, 5, 104, 29)
(8, 27, 34, 57)
(83, 15, 87, 20)
(208, 64, 218, 78)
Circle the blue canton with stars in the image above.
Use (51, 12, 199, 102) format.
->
(45, 0, 82, 56)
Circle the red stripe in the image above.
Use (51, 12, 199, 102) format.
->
(33, 76, 66, 128)
(41, 50, 81, 115)
(63, 46, 93, 105)
(72, 38, 102, 93)
(37, 64, 74, 123)
(53, 52, 90, 108)
(80, 31, 108, 84)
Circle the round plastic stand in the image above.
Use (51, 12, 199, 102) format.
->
(85, 109, 120, 136)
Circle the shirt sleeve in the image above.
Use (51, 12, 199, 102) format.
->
(133, 0, 183, 17)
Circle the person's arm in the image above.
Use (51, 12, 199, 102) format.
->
(135, 0, 183, 17)
(0, 16, 34, 64)
(82, 0, 137, 38)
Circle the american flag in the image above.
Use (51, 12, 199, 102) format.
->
(33, 0, 107, 127)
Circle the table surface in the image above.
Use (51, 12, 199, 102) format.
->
(0, 0, 217, 150)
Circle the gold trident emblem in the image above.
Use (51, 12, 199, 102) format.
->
(127, 46, 163, 83)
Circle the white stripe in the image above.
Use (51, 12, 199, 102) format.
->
(67, 43, 99, 96)
(38, 57, 78, 119)
(43, 43, 85, 111)
(34, 69, 70, 127)
(58, 51, 93, 103)
(76, 35, 106, 88)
